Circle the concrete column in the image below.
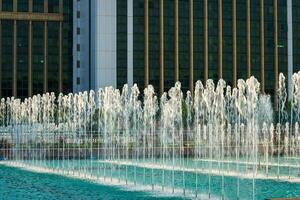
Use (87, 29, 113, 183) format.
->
(274, 0, 278, 110)
(59, 0, 63, 14)
(159, 0, 164, 95)
(28, 21, 32, 97)
(43, 21, 48, 93)
(13, 0, 17, 11)
(44, 0, 48, 13)
(246, 0, 251, 78)
(144, 0, 149, 88)
(287, 0, 293, 100)
(189, 0, 194, 93)
(203, 0, 208, 82)
(232, 0, 237, 88)
(174, 0, 179, 82)
(218, 0, 222, 79)
(260, 0, 265, 93)
(13, 20, 17, 97)
(29, 0, 33, 12)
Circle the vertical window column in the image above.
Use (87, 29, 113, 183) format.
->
(0, 0, 2, 98)
(203, 0, 208, 82)
(28, 0, 33, 97)
(232, 0, 237, 88)
(59, 0, 63, 93)
(13, 20, 17, 97)
(74, 0, 81, 91)
(287, 0, 293, 99)
(218, 0, 222, 79)
(43, 21, 48, 93)
(189, 0, 193, 93)
(44, 0, 48, 93)
(159, 0, 164, 95)
(174, 0, 179, 82)
(246, 0, 251, 78)
(12, 0, 17, 97)
(274, 0, 278, 110)
(144, 0, 149, 88)
(260, 0, 265, 93)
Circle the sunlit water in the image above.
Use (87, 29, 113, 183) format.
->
(0, 165, 185, 200)
(1, 163, 300, 200)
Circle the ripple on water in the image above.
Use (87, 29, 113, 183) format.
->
(0, 165, 186, 200)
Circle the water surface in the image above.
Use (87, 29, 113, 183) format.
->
(0, 165, 184, 200)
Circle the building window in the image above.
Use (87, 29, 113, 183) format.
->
(33, 0, 44, 13)
(77, 44, 80, 51)
(77, 11, 80, 18)
(76, 77, 80, 85)
(2, 0, 13, 11)
(77, 27, 80, 35)
(48, 0, 59, 13)
(18, 0, 28, 12)
(77, 60, 80, 68)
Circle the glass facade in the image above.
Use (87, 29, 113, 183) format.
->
(2, 0, 13, 12)
(17, 21, 28, 98)
(48, 0, 59, 13)
(1, 21, 13, 97)
(33, 0, 44, 13)
(163, 0, 175, 91)
(18, 0, 28, 12)
(32, 22, 44, 95)
(194, 0, 204, 84)
(133, 0, 145, 91)
(117, 0, 127, 90)
(0, 0, 73, 98)
(293, 1, 300, 73)
(48, 22, 59, 94)
(126, 0, 288, 96)
(62, 0, 73, 94)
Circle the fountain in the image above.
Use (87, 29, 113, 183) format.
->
(1, 72, 300, 199)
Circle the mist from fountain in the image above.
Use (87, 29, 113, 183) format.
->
(1, 73, 300, 199)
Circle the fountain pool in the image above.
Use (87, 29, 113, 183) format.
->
(1, 73, 300, 199)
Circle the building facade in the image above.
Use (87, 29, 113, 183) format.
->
(0, 0, 73, 99)
(75, 0, 299, 103)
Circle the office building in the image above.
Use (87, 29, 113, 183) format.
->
(74, 0, 297, 104)
(0, 0, 73, 99)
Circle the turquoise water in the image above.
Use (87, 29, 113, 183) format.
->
(0, 165, 184, 200)
(1, 161, 300, 200)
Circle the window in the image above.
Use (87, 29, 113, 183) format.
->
(48, 0, 59, 13)
(77, 60, 80, 68)
(77, 11, 80, 18)
(18, 0, 28, 12)
(2, 0, 13, 11)
(77, 27, 80, 35)
(77, 44, 80, 51)
(33, 0, 44, 13)
(76, 77, 80, 85)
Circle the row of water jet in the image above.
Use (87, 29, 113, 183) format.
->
(0, 72, 300, 199)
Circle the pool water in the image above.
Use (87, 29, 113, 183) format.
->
(1, 160, 300, 200)
(0, 165, 184, 200)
